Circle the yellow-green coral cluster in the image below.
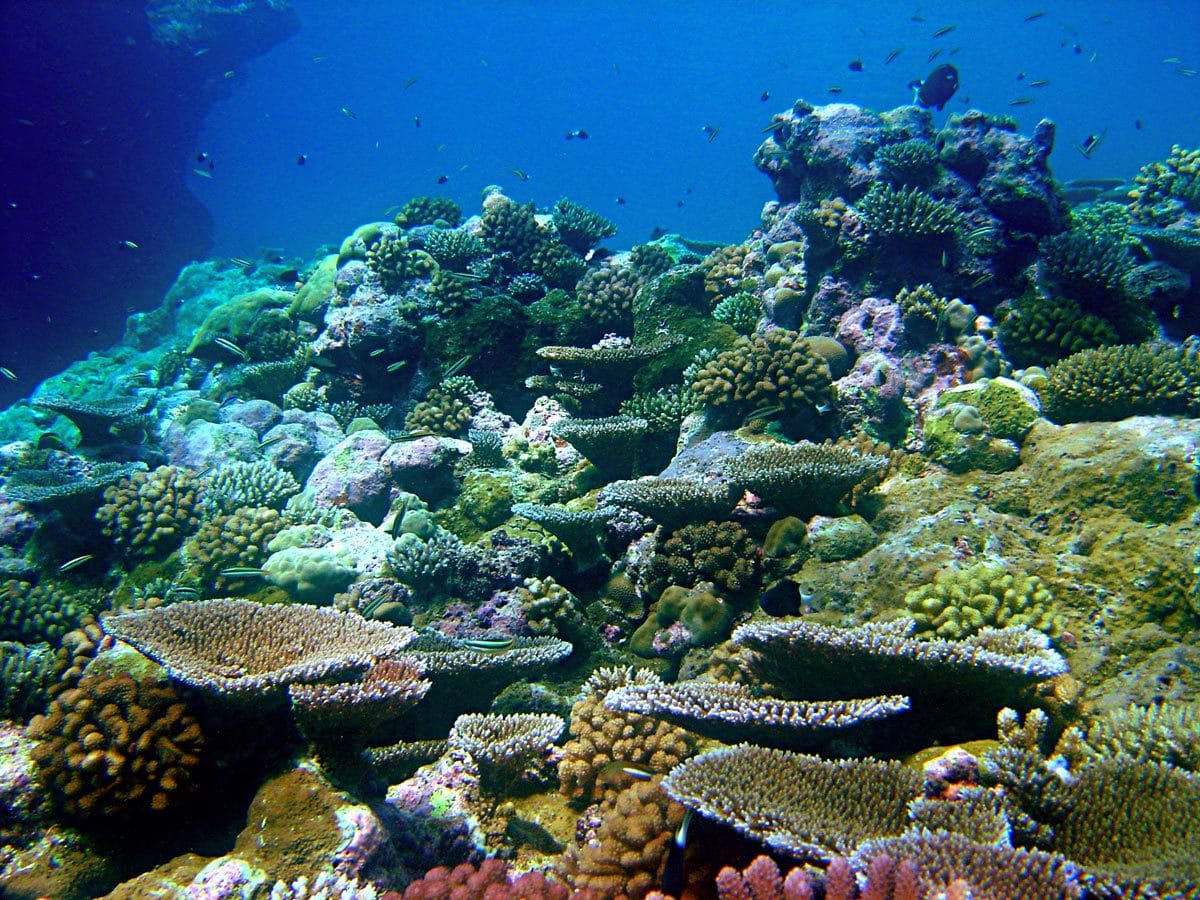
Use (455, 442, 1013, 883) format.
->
(0, 580, 97, 647)
(183, 506, 285, 591)
(96, 465, 200, 559)
(904, 560, 1063, 640)
(367, 233, 435, 293)
(393, 195, 461, 228)
(998, 294, 1119, 368)
(404, 375, 477, 436)
(857, 183, 963, 241)
(1040, 342, 1200, 423)
(642, 520, 761, 599)
(690, 328, 835, 416)
(517, 575, 586, 639)
(896, 282, 948, 341)
(700, 243, 750, 306)
(1128, 144, 1200, 226)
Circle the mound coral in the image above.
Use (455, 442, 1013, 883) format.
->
(1127, 143, 1200, 227)
(28, 667, 204, 820)
(404, 375, 478, 436)
(700, 243, 751, 306)
(183, 505, 285, 591)
(0, 579, 97, 647)
(0, 640, 56, 722)
(422, 228, 485, 272)
(639, 520, 761, 599)
(575, 261, 643, 330)
(96, 465, 200, 559)
(480, 194, 542, 264)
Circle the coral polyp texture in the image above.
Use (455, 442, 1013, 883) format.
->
(102, 599, 417, 698)
(4, 76, 1200, 899)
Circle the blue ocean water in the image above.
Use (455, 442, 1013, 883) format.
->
(198, 0, 1200, 258)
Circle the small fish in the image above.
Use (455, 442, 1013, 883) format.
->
(1075, 129, 1106, 159)
(743, 404, 784, 425)
(759, 579, 803, 617)
(1024, 10, 1048, 22)
(312, 55, 328, 62)
(1178, 66, 1199, 76)
(760, 118, 787, 133)
(510, 168, 530, 181)
(169, 586, 201, 599)
(928, 48, 943, 62)
(701, 124, 720, 142)
(193, 168, 213, 179)
(827, 85, 844, 94)
(0, 366, 16, 381)
(383, 205, 400, 217)
(660, 809, 694, 899)
(228, 256, 255, 268)
(58, 554, 94, 573)
(340, 107, 357, 119)
(223, 70, 235, 79)
(413, 116, 421, 128)
(1030, 79, 1051, 87)
(443, 271, 486, 282)
(369, 348, 387, 357)
(1162, 56, 1182, 64)
(849, 58, 864, 72)
(296, 154, 308, 165)
(218, 567, 267, 578)
(257, 434, 284, 449)
(386, 361, 407, 373)
(967, 225, 997, 240)
(565, 129, 589, 140)
(213, 337, 249, 361)
(462, 636, 515, 653)
(760, 90, 770, 101)
(885, 47, 904, 65)
(932, 24, 957, 38)
(941, 249, 950, 269)
(1009, 97, 1035, 106)
(437, 174, 449, 184)
(596, 760, 655, 787)
(196, 152, 210, 164)
(676, 199, 685, 207)
(402, 76, 419, 90)
(393, 429, 436, 442)
(1135, 118, 1143, 130)
(193, 47, 210, 57)
(16, 118, 34, 126)
(1017, 71, 1026, 80)
(615, 196, 626, 205)
(971, 271, 995, 287)
(308, 355, 337, 369)
(443, 353, 473, 378)
(119, 239, 138, 249)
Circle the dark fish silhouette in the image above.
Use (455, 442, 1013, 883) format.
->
(909, 63, 959, 110)
(849, 58, 864, 72)
(759, 579, 803, 617)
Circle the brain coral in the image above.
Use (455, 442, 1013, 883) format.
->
(28, 668, 204, 820)
(690, 328, 836, 419)
(96, 465, 200, 560)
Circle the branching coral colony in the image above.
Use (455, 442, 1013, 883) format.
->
(0, 98, 1199, 900)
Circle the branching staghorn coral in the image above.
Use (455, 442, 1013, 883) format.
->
(204, 459, 300, 513)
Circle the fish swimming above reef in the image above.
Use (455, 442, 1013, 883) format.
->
(909, 63, 959, 110)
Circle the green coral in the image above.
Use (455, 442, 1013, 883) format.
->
(186, 288, 293, 357)
(205, 460, 301, 513)
(480, 194, 542, 265)
(422, 228, 485, 272)
(904, 560, 1063, 639)
(875, 138, 939, 188)
(576, 262, 643, 330)
(998, 294, 1120, 367)
(283, 381, 321, 411)
(368, 233, 435, 293)
(712, 291, 763, 334)
(896, 283, 948, 343)
(0, 580, 97, 647)
(1041, 343, 1200, 423)
(1, 641, 56, 722)
(1038, 225, 1135, 305)
(690, 328, 835, 419)
(552, 198, 617, 254)
(394, 196, 462, 228)
(629, 242, 674, 279)
(619, 385, 687, 433)
(857, 182, 963, 242)
(436, 470, 513, 542)
(629, 582, 732, 657)
(528, 239, 587, 290)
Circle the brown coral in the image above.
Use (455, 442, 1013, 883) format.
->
(558, 667, 696, 804)
(690, 328, 836, 418)
(27, 668, 204, 820)
(96, 465, 200, 559)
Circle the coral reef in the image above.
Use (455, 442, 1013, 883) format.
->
(95, 465, 200, 559)
(903, 560, 1063, 639)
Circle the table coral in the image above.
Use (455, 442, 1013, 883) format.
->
(725, 440, 889, 519)
(448, 712, 564, 794)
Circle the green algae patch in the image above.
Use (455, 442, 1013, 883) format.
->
(436, 470, 515, 543)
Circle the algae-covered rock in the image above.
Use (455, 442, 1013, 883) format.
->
(806, 514, 877, 562)
(186, 288, 293, 356)
(289, 253, 338, 318)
